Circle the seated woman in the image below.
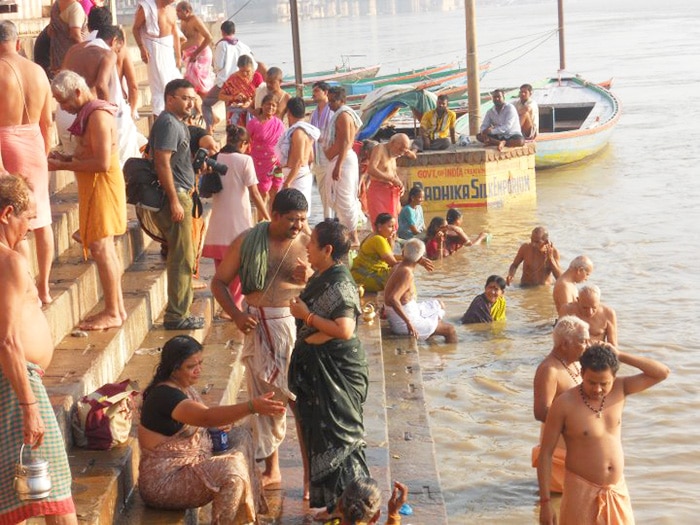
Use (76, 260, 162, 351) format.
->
(461, 275, 507, 324)
(351, 213, 432, 292)
(351, 213, 399, 292)
(384, 239, 457, 343)
(138, 335, 285, 523)
(337, 478, 408, 525)
(288, 219, 369, 520)
(444, 208, 489, 253)
(219, 54, 264, 127)
(397, 186, 425, 240)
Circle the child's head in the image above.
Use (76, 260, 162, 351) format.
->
(446, 208, 462, 225)
(407, 186, 424, 206)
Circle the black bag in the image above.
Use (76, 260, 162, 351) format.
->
(198, 170, 223, 198)
(123, 157, 165, 212)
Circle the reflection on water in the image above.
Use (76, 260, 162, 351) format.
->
(247, 0, 700, 522)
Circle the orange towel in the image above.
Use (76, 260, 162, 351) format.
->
(559, 469, 635, 525)
(532, 444, 566, 493)
(75, 152, 126, 258)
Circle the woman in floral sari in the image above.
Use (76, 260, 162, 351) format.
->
(138, 335, 285, 524)
(247, 93, 285, 209)
(288, 219, 369, 521)
(219, 54, 262, 128)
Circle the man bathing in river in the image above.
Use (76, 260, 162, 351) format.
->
(506, 226, 562, 286)
(552, 255, 594, 315)
(532, 316, 590, 493)
(538, 344, 669, 525)
(560, 284, 618, 347)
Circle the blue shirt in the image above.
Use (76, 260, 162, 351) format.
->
(398, 204, 425, 240)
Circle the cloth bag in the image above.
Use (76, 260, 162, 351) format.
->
(72, 380, 139, 450)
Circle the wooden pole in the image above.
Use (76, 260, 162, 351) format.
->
(464, 0, 481, 136)
(558, 0, 566, 71)
(289, 0, 304, 97)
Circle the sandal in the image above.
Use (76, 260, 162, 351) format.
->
(164, 316, 205, 330)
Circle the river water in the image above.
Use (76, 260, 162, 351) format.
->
(238, 0, 700, 522)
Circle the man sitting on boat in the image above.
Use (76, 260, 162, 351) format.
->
(415, 94, 456, 151)
(476, 89, 524, 151)
(513, 83, 539, 140)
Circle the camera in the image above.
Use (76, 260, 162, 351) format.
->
(192, 148, 228, 175)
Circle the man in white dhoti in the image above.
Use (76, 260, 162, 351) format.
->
(133, 0, 182, 116)
(324, 86, 364, 245)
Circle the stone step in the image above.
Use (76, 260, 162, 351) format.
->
(382, 327, 449, 524)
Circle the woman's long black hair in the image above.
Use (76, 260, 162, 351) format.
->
(142, 335, 203, 399)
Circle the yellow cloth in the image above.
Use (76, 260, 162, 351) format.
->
(490, 296, 506, 321)
(532, 444, 566, 493)
(420, 108, 456, 140)
(75, 152, 127, 258)
(350, 234, 393, 292)
(559, 469, 635, 525)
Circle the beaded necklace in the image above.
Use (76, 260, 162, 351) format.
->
(553, 354, 580, 383)
(579, 384, 606, 418)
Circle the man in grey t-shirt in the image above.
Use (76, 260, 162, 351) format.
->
(146, 78, 204, 330)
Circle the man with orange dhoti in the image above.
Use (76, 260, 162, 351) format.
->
(532, 316, 590, 493)
(365, 133, 415, 227)
(538, 344, 669, 525)
(48, 71, 127, 331)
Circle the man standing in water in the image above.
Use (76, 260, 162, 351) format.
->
(0, 174, 77, 524)
(560, 285, 618, 347)
(532, 316, 590, 494)
(506, 226, 562, 286)
(210, 188, 310, 488)
(538, 344, 669, 525)
(552, 255, 594, 315)
(324, 86, 364, 246)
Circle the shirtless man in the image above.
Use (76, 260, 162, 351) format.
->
(506, 226, 562, 286)
(0, 174, 78, 524)
(552, 255, 593, 315)
(532, 316, 589, 493)
(324, 86, 364, 245)
(62, 25, 117, 102)
(175, 1, 213, 96)
(384, 238, 456, 343)
(114, 28, 140, 121)
(48, 71, 127, 330)
(365, 133, 416, 226)
(538, 344, 669, 525)
(279, 97, 319, 210)
(560, 284, 618, 346)
(133, 0, 182, 116)
(211, 188, 310, 487)
(0, 21, 54, 305)
(513, 83, 539, 140)
(254, 67, 290, 119)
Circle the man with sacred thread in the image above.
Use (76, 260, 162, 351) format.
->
(537, 343, 669, 525)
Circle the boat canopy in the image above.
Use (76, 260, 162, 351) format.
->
(357, 86, 437, 140)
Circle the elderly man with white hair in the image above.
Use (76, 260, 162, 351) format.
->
(532, 315, 591, 493)
(552, 255, 594, 315)
(383, 238, 457, 343)
(560, 284, 618, 346)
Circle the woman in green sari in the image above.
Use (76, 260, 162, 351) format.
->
(288, 219, 369, 520)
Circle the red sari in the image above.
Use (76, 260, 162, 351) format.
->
(221, 71, 263, 127)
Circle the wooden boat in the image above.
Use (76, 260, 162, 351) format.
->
(281, 63, 381, 88)
(455, 75, 621, 169)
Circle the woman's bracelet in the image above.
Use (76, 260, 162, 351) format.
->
(386, 514, 401, 525)
(305, 312, 315, 326)
(247, 399, 256, 414)
(539, 497, 551, 504)
(19, 401, 37, 406)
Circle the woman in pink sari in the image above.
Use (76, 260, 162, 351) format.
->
(246, 93, 285, 208)
(219, 54, 263, 128)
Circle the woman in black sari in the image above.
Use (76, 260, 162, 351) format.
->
(288, 219, 369, 520)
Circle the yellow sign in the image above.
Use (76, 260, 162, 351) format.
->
(401, 162, 536, 211)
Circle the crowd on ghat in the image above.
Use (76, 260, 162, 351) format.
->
(0, 1, 669, 524)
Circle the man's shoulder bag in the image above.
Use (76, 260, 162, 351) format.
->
(123, 157, 166, 212)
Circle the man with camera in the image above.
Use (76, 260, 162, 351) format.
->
(145, 78, 204, 330)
